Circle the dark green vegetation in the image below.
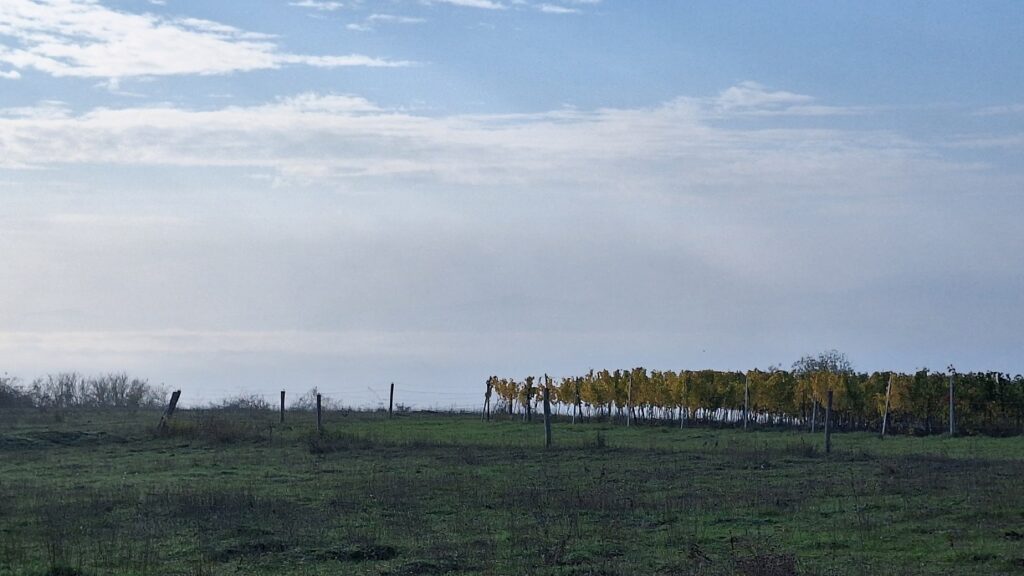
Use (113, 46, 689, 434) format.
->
(1, 408, 1023, 576)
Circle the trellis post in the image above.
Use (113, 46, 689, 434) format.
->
(825, 389, 833, 454)
(543, 386, 552, 448)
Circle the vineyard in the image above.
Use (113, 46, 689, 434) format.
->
(4, 366, 1024, 437)
(487, 367, 1024, 436)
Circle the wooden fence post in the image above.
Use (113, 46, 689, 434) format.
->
(389, 382, 395, 419)
(316, 393, 323, 435)
(483, 378, 492, 422)
(743, 373, 749, 430)
(573, 380, 582, 425)
(948, 372, 956, 436)
(626, 373, 632, 428)
(543, 386, 552, 448)
(157, 390, 181, 432)
(825, 389, 833, 454)
(880, 374, 893, 439)
(524, 377, 534, 423)
(280, 390, 286, 423)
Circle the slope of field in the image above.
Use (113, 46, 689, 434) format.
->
(1, 409, 1022, 575)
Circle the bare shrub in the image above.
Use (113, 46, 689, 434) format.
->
(83, 373, 166, 409)
(20, 372, 165, 410)
(217, 393, 271, 411)
(31, 373, 84, 409)
(289, 387, 342, 411)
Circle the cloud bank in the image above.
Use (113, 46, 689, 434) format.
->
(1, 80, 1021, 397)
(0, 83, 948, 196)
(0, 0, 409, 79)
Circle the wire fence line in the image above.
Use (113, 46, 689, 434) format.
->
(264, 385, 485, 411)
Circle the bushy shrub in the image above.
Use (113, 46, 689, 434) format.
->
(0, 372, 165, 410)
(0, 375, 33, 408)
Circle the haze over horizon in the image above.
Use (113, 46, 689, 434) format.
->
(2, 1, 1023, 407)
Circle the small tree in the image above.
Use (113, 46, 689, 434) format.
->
(791, 350, 854, 376)
(792, 350, 853, 430)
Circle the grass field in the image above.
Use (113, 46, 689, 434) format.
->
(1, 408, 1023, 575)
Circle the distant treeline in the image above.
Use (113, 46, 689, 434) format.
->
(0, 372, 167, 410)
(487, 368, 1024, 436)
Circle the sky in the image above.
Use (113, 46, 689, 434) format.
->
(1, 0, 1023, 408)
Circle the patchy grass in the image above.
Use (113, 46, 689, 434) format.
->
(0, 409, 1022, 575)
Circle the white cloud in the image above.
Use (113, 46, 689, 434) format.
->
(715, 81, 813, 110)
(276, 92, 381, 113)
(0, 0, 409, 79)
(0, 99, 69, 118)
(349, 13, 426, 32)
(289, 0, 346, 11)
(425, 0, 506, 10)
(0, 85, 960, 198)
(708, 81, 862, 117)
(0, 68, 20, 79)
(276, 53, 412, 67)
(537, 4, 579, 14)
(367, 14, 426, 24)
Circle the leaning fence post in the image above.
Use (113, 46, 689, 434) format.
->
(389, 383, 395, 419)
(543, 385, 552, 448)
(825, 389, 833, 454)
(280, 390, 286, 423)
(316, 393, 323, 435)
(880, 374, 893, 439)
(157, 390, 181, 432)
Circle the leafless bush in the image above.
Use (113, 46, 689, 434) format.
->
(83, 373, 166, 409)
(216, 393, 271, 411)
(17, 372, 166, 410)
(289, 387, 342, 411)
(30, 373, 84, 409)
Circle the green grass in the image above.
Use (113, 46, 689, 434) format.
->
(1, 408, 1023, 575)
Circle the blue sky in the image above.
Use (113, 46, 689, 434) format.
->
(1, 0, 1022, 407)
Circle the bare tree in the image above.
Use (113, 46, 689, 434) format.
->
(290, 387, 342, 411)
